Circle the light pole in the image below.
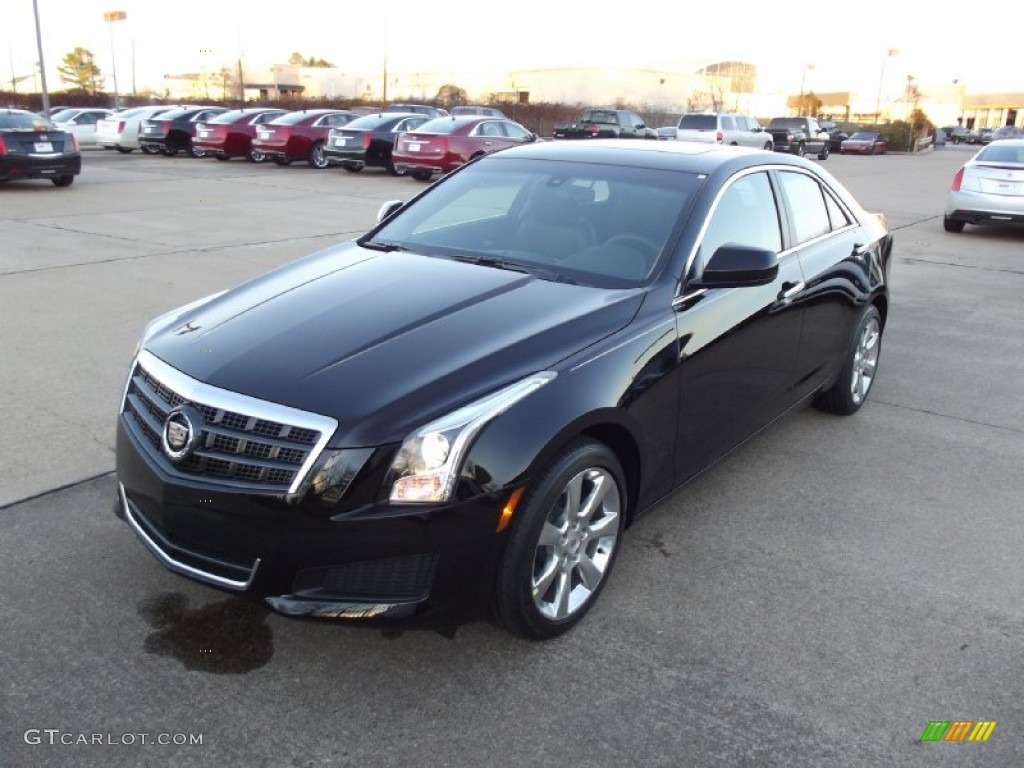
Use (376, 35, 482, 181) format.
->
(103, 11, 126, 108)
(874, 48, 899, 124)
(32, 0, 50, 114)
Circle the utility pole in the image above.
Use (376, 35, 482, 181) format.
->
(103, 11, 126, 108)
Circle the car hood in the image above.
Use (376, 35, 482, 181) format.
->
(145, 243, 644, 445)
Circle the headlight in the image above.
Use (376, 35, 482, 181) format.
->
(387, 372, 557, 504)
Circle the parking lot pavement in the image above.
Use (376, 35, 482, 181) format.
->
(1, 148, 1022, 766)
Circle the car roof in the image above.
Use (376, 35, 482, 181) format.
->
(493, 138, 812, 174)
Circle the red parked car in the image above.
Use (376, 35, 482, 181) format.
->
(840, 131, 889, 155)
(251, 109, 360, 168)
(192, 108, 287, 162)
(392, 116, 537, 181)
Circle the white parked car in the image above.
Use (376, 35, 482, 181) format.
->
(50, 108, 115, 146)
(944, 138, 1024, 233)
(96, 105, 185, 153)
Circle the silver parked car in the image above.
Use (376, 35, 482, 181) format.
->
(944, 139, 1024, 232)
(675, 112, 773, 150)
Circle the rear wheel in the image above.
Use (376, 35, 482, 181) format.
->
(51, 175, 75, 187)
(215, 154, 231, 161)
(817, 143, 829, 160)
(116, 147, 134, 154)
(492, 438, 626, 640)
(307, 141, 329, 169)
(141, 144, 160, 155)
(247, 148, 266, 163)
(943, 216, 965, 233)
(273, 157, 292, 166)
(411, 170, 432, 182)
(814, 305, 882, 415)
(162, 147, 178, 157)
(343, 164, 363, 173)
(763, 141, 773, 151)
(386, 159, 406, 176)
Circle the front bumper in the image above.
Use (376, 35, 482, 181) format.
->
(115, 417, 510, 630)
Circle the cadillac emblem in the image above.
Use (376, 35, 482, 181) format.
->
(161, 405, 202, 461)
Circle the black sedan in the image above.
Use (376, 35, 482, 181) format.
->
(116, 140, 892, 639)
(323, 112, 431, 175)
(138, 106, 229, 157)
(0, 109, 81, 187)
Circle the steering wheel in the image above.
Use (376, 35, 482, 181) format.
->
(604, 234, 660, 259)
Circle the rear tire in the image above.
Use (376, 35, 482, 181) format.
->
(141, 145, 160, 155)
(817, 143, 829, 160)
(116, 147, 134, 154)
(763, 141, 773, 151)
(813, 305, 882, 415)
(273, 157, 292, 166)
(943, 216, 965, 233)
(52, 175, 75, 187)
(162, 147, 178, 157)
(215, 155, 230, 161)
(308, 141, 329, 169)
(247, 148, 266, 163)
(411, 170, 432, 182)
(492, 438, 626, 640)
(343, 164, 363, 173)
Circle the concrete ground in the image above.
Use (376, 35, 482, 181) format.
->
(1, 146, 1021, 767)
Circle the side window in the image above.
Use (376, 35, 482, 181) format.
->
(697, 172, 782, 269)
(778, 171, 831, 243)
(721, 115, 736, 131)
(824, 190, 852, 229)
(503, 122, 531, 140)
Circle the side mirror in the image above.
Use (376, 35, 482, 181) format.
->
(692, 245, 778, 288)
(376, 200, 404, 223)
(528, 133, 537, 142)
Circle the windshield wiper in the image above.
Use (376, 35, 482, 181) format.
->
(360, 240, 410, 252)
(448, 254, 577, 285)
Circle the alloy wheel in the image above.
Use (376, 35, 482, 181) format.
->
(851, 316, 881, 405)
(531, 467, 620, 621)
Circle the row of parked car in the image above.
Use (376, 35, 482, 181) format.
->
(91, 102, 536, 181)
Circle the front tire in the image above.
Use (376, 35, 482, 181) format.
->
(492, 438, 626, 640)
(411, 170, 432, 182)
(796, 142, 806, 157)
(247, 148, 266, 163)
(818, 143, 829, 160)
(814, 305, 882, 415)
(273, 157, 292, 166)
(141, 144, 159, 155)
(116, 147, 134, 154)
(51, 175, 75, 187)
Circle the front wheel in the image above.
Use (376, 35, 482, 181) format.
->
(411, 170, 432, 182)
(763, 141, 773, 151)
(51, 175, 75, 187)
(273, 157, 292, 166)
(162, 147, 178, 157)
(116, 147, 134, 154)
(247, 148, 266, 163)
(342, 164, 363, 173)
(492, 438, 626, 640)
(141, 145, 160, 155)
(817, 143, 829, 160)
(814, 305, 882, 415)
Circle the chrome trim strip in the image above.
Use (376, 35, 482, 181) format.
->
(119, 483, 260, 591)
(134, 349, 338, 497)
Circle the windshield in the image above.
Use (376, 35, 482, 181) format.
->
(849, 132, 877, 140)
(49, 109, 78, 123)
(0, 111, 55, 130)
(367, 157, 702, 288)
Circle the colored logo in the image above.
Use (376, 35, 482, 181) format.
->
(920, 721, 997, 742)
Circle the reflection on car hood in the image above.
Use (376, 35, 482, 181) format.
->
(146, 243, 644, 444)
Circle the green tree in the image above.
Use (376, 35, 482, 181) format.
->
(435, 83, 467, 108)
(288, 52, 335, 67)
(58, 47, 104, 93)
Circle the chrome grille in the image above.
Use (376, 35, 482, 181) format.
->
(121, 350, 338, 495)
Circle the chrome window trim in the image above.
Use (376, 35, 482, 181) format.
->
(119, 483, 260, 591)
(132, 349, 338, 497)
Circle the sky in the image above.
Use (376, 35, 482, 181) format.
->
(4, 1, 1021, 99)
